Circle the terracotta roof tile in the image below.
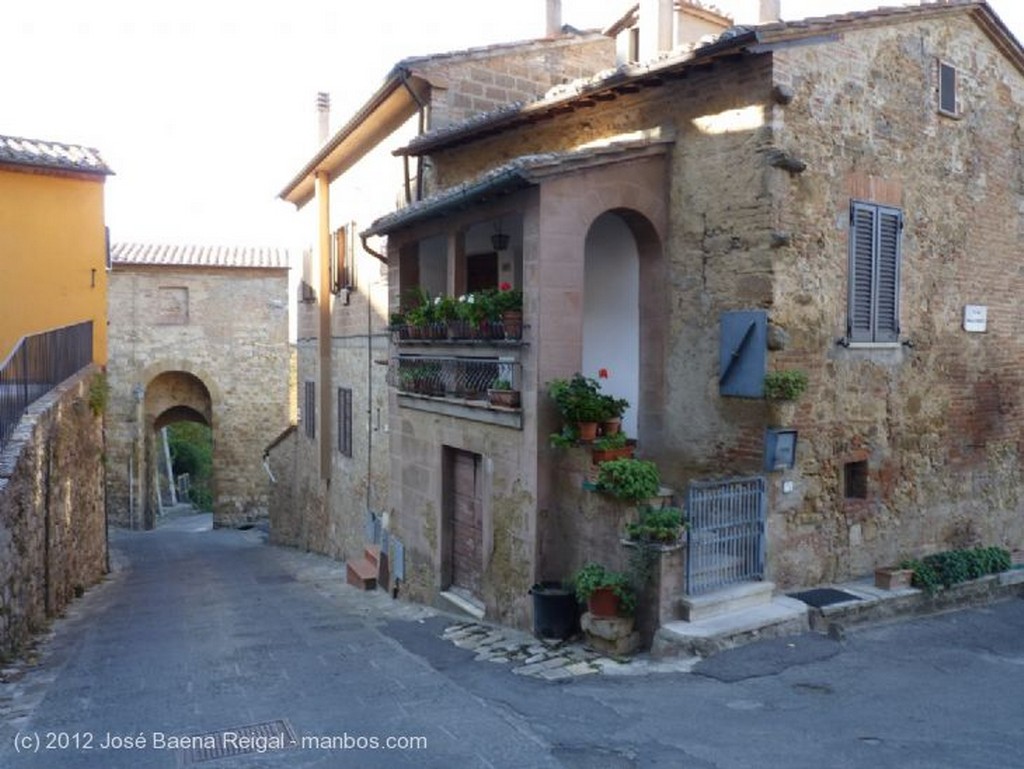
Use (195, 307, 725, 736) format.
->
(0, 133, 112, 175)
(110, 243, 289, 270)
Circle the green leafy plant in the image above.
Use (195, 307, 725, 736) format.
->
(900, 546, 1011, 593)
(599, 395, 629, 421)
(549, 374, 607, 423)
(626, 505, 685, 544)
(490, 378, 513, 391)
(593, 431, 628, 451)
(491, 283, 523, 316)
(763, 369, 809, 401)
(571, 562, 636, 615)
(167, 422, 213, 512)
(88, 373, 109, 416)
(549, 425, 579, 448)
(596, 458, 661, 502)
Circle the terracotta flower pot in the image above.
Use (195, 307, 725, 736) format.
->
(874, 567, 914, 590)
(601, 418, 621, 436)
(587, 587, 620, 618)
(502, 309, 523, 340)
(487, 388, 521, 408)
(576, 421, 599, 441)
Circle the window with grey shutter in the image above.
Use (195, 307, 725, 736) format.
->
(848, 201, 902, 343)
(337, 387, 352, 457)
(938, 60, 958, 117)
(303, 381, 316, 439)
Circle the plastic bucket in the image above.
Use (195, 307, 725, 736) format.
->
(529, 581, 578, 640)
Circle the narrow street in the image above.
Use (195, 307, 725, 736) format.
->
(2, 516, 1024, 769)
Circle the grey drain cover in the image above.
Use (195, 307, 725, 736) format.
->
(177, 719, 298, 766)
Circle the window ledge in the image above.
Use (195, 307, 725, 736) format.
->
(845, 342, 902, 350)
(396, 393, 522, 429)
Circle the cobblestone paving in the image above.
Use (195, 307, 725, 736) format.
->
(440, 622, 699, 679)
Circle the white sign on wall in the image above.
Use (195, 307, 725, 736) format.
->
(963, 305, 987, 333)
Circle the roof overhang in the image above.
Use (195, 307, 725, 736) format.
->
(364, 129, 674, 238)
(278, 69, 431, 209)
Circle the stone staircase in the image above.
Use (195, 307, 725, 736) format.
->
(346, 545, 385, 591)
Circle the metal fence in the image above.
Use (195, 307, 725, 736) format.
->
(685, 475, 766, 596)
(0, 321, 93, 449)
(390, 354, 520, 401)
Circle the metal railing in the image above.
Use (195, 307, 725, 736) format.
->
(390, 354, 521, 402)
(685, 475, 766, 595)
(0, 321, 93, 449)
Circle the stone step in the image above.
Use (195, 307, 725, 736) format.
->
(653, 596, 809, 659)
(680, 580, 774, 622)
(439, 588, 485, 620)
(364, 545, 381, 569)
(346, 558, 377, 591)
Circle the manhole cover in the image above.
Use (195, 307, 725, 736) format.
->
(177, 719, 297, 766)
(787, 588, 861, 608)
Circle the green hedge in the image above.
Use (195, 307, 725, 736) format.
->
(901, 546, 1010, 593)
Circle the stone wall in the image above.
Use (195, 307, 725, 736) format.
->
(106, 266, 291, 528)
(763, 16, 1024, 585)
(0, 367, 106, 659)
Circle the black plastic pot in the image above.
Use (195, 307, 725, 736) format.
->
(529, 581, 578, 640)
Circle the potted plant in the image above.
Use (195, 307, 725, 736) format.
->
(572, 562, 636, 617)
(487, 378, 521, 408)
(598, 394, 629, 435)
(493, 282, 523, 339)
(626, 506, 685, 545)
(763, 369, 809, 401)
(549, 374, 606, 441)
(596, 458, 661, 503)
(591, 431, 634, 464)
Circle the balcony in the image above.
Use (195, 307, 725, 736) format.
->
(389, 349, 524, 429)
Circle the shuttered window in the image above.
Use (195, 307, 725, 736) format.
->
(337, 387, 352, 457)
(848, 201, 902, 343)
(303, 381, 316, 439)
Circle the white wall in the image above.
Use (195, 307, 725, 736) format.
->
(582, 212, 639, 437)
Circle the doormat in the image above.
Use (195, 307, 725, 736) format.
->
(787, 588, 861, 608)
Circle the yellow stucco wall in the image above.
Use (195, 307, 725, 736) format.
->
(0, 166, 108, 364)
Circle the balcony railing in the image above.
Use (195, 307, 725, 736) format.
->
(390, 354, 521, 402)
(391, 316, 523, 344)
(0, 321, 93, 449)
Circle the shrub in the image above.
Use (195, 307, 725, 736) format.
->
(626, 506, 685, 544)
(763, 369, 809, 401)
(596, 458, 661, 502)
(901, 546, 1011, 592)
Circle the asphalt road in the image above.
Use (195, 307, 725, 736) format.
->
(2, 515, 1023, 769)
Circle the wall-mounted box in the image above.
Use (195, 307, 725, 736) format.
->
(764, 428, 798, 472)
(963, 305, 987, 333)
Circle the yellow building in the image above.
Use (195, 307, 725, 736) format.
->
(0, 133, 113, 364)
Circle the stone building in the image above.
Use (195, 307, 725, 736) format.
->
(106, 243, 290, 529)
(268, 21, 616, 570)
(364, 0, 1024, 629)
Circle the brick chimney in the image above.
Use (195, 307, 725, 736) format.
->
(316, 92, 330, 145)
(640, 0, 673, 60)
(546, 0, 562, 36)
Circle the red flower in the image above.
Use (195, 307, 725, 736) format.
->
(598, 368, 609, 379)
(499, 282, 512, 292)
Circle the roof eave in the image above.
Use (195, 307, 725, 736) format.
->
(278, 70, 428, 208)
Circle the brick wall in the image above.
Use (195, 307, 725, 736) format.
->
(0, 367, 106, 658)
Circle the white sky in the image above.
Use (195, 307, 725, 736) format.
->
(3, 0, 1022, 248)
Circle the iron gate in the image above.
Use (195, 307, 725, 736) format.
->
(685, 476, 766, 595)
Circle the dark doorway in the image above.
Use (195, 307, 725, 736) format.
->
(465, 252, 498, 292)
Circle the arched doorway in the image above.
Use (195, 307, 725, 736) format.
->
(582, 212, 641, 437)
(140, 371, 214, 528)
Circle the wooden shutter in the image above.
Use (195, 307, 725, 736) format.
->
(875, 208, 901, 342)
(331, 226, 348, 295)
(938, 60, 958, 116)
(337, 387, 352, 457)
(848, 203, 876, 342)
(848, 202, 901, 343)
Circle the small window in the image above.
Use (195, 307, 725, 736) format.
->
(844, 460, 868, 500)
(938, 60, 959, 117)
(303, 381, 316, 439)
(337, 387, 353, 457)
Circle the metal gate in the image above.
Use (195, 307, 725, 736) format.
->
(685, 476, 766, 595)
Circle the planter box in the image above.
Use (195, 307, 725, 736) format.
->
(874, 567, 914, 591)
(591, 445, 634, 464)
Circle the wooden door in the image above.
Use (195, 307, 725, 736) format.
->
(447, 449, 483, 596)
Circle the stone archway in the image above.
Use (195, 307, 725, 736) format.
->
(140, 370, 215, 529)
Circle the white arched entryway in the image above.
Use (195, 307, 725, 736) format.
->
(582, 212, 640, 438)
